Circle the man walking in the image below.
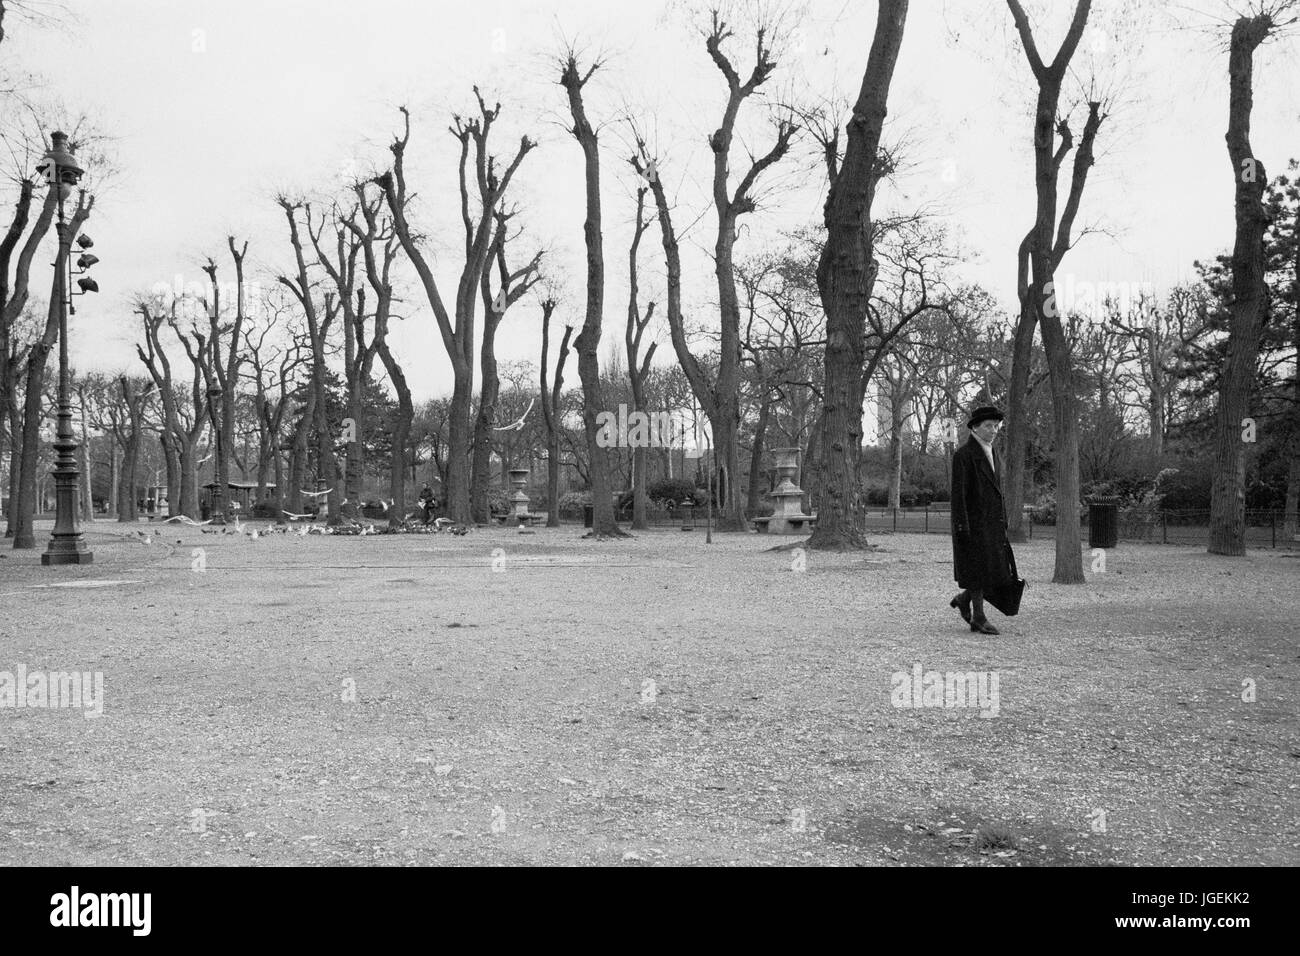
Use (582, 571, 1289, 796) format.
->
(949, 406, 1017, 635)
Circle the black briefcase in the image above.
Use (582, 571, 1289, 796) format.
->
(984, 545, 1026, 617)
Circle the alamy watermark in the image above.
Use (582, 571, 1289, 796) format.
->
(595, 404, 708, 457)
(0, 664, 104, 718)
(890, 662, 999, 717)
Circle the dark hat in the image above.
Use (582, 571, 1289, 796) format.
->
(966, 406, 1004, 429)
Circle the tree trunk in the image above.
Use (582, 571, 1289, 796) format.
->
(808, 0, 909, 551)
(311, 359, 340, 527)
(712, 232, 746, 531)
(562, 57, 625, 539)
(1004, 298, 1036, 542)
(470, 327, 500, 525)
(78, 388, 94, 520)
(746, 398, 771, 515)
(1284, 202, 1300, 542)
(178, 439, 198, 519)
(12, 341, 54, 548)
(117, 430, 139, 522)
(1208, 14, 1273, 556)
(377, 346, 413, 530)
(108, 443, 117, 519)
(446, 375, 473, 524)
(161, 430, 180, 517)
(344, 382, 364, 523)
(5, 399, 20, 535)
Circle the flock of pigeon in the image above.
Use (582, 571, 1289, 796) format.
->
(118, 510, 473, 546)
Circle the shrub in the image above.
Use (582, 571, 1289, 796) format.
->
(1029, 495, 1057, 525)
(557, 490, 590, 519)
(488, 487, 513, 516)
(647, 477, 696, 507)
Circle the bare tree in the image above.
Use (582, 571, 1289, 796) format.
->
(1208, 3, 1296, 555)
(1003, 0, 1101, 583)
(471, 210, 542, 523)
(1, 176, 55, 537)
(278, 198, 343, 526)
(113, 375, 154, 522)
(804, 0, 909, 550)
(136, 295, 210, 518)
(309, 202, 374, 523)
(374, 97, 535, 525)
(626, 186, 658, 530)
(198, 237, 250, 524)
(701, 10, 798, 529)
(560, 53, 625, 538)
(347, 182, 410, 529)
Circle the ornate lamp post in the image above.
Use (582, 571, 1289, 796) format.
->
(41, 131, 96, 566)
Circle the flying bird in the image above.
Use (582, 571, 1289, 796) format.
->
(300, 488, 333, 498)
(493, 398, 535, 432)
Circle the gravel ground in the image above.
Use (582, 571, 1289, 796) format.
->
(1, 520, 1296, 867)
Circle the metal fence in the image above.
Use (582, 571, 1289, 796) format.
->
(852, 507, 1299, 549)
(554, 504, 1300, 548)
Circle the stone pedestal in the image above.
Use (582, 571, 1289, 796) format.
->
(762, 447, 815, 534)
(508, 468, 530, 517)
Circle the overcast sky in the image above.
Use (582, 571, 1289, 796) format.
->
(8, 0, 1299, 406)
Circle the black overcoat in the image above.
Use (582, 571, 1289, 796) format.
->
(950, 436, 1016, 590)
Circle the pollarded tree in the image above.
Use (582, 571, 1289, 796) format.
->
(135, 294, 211, 518)
(198, 237, 251, 525)
(347, 182, 411, 529)
(1208, 4, 1298, 555)
(278, 198, 343, 526)
(470, 210, 542, 524)
(560, 53, 625, 538)
(374, 97, 535, 525)
(309, 201, 375, 523)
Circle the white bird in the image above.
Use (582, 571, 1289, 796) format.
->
(493, 398, 535, 432)
(300, 488, 333, 498)
(282, 510, 313, 521)
(162, 515, 212, 526)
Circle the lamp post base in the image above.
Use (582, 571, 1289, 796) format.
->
(42, 538, 93, 565)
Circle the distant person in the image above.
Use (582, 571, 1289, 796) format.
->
(418, 485, 435, 526)
(949, 406, 1017, 635)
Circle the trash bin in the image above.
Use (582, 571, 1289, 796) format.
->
(1088, 498, 1119, 549)
(583, 504, 593, 528)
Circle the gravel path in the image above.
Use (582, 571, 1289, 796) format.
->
(1, 521, 1296, 866)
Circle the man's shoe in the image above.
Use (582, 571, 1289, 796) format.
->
(950, 593, 972, 625)
(970, 619, 1000, 635)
